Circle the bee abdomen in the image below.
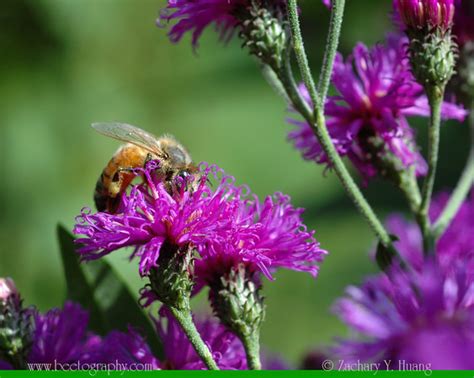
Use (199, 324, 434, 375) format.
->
(94, 174, 108, 212)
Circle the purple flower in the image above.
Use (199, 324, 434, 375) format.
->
(159, 0, 247, 46)
(395, 0, 456, 32)
(23, 301, 160, 369)
(453, 0, 474, 47)
(92, 328, 159, 369)
(74, 162, 238, 276)
(333, 193, 474, 369)
(287, 35, 467, 181)
(27, 302, 101, 364)
(157, 309, 247, 370)
(195, 191, 327, 285)
(335, 261, 474, 369)
(386, 191, 474, 276)
(74, 161, 326, 281)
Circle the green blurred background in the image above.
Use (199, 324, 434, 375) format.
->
(1, 0, 470, 366)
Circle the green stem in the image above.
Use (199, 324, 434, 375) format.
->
(318, 0, 345, 104)
(432, 102, 474, 238)
(287, 0, 320, 108)
(286, 0, 400, 256)
(418, 86, 444, 254)
(399, 168, 422, 214)
(241, 332, 261, 370)
(168, 306, 219, 370)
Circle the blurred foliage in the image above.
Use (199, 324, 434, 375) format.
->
(0, 0, 470, 365)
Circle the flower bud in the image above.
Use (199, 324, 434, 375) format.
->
(395, 0, 458, 88)
(209, 264, 265, 341)
(148, 244, 194, 311)
(0, 278, 18, 304)
(238, 1, 288, 70)
(0, 278, 33, 369)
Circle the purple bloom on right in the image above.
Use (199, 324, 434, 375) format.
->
(287, 35, 467, 182)
(333, 192, 474, 369)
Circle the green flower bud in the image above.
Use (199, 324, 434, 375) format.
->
(148, 244, 194, 311)
(209, 264, 265, 340)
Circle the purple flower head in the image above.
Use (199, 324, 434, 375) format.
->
(386, 191, 474, 276)
(74, 161, 238, 276)
(0, 278, 18, 304)
(395, 0, 456, 32)
(195, 191, 327, 286)
(288, 35, 466, 182)
(28, 301, 100, 364)
(74, 160, 326, 281)
(334, 192, 474, 369)
(334, 260, 474, 369)
(453, 0, 474, 47)
(157, 308, 247, 370)
(26, 301, 160, 369)
(159, 0, 247, 46)
(93, 328, 159, 369)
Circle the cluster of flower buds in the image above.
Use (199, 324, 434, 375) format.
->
(0, 278, 33, 369)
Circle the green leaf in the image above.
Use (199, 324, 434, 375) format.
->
(56, 224, 164, 359)
(57, 224, 107, 334)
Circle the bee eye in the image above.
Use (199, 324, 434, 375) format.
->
(177, 171, 190, 180)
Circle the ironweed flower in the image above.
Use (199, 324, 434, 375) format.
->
(157, 308, 247, 369)
(385, 191, 474, 276)
(288, 35, 466, 182)
(20, 301, 159, 369)
(74, 160, 326, 282)
(159, 0, 246, 46)
(334, 193, 474, 369)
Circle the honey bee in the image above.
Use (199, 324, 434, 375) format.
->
(92, 122, 198, 213)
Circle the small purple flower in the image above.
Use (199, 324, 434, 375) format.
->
(386, 191, 474, 276)
(93, 328, 159, 368)
(287, 35, 466, 182)
(74, 161, 326, 281)
(395, 0, 456, 32)
(157, 309, 247, 370)
(333, 193, 474, 369)
(27, 302, 101, 364)
(23, 301, 160, 369)
(159, 0, 247, 46)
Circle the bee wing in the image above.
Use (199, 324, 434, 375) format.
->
(92, 122, 164, 156)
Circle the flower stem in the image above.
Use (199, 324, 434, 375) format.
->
(318, 0, 345, 105)
(241, 332, 261, 370)
(286, 0, 320, 108)
(168, 306, 219, 370)
(418, 86, 444, 254)
(432, 102, 474, 238)
(286, 0, 400, 256)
